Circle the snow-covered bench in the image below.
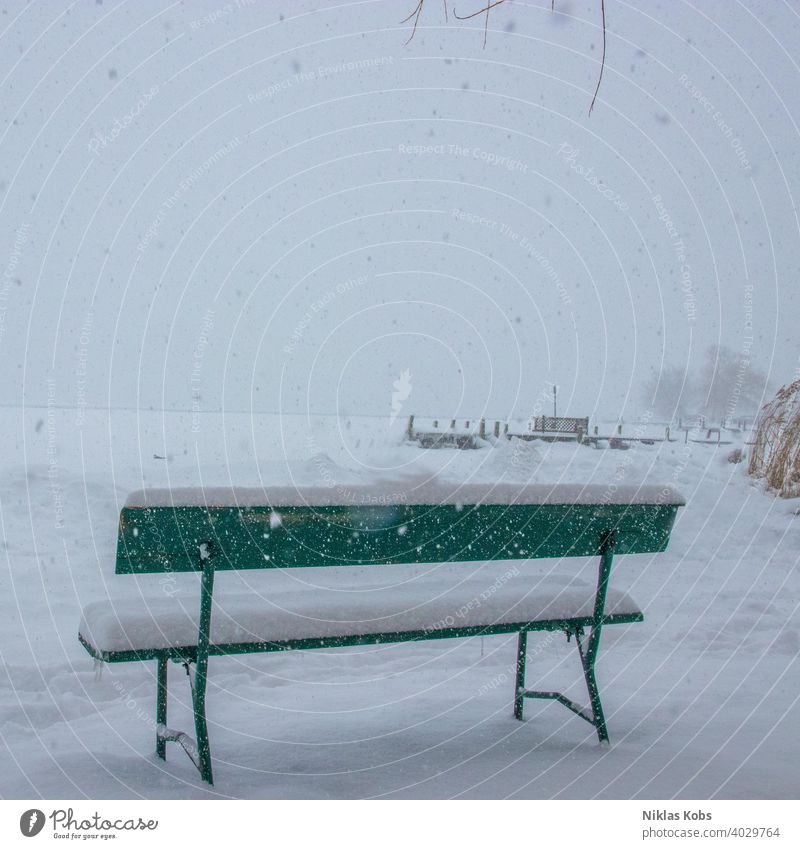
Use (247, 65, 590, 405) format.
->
(79, 482, 684, 785)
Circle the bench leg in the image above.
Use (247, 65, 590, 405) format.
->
(190, 665, 213, 784)
(581, 540, 615, 743)
(156, 656, 168, 760)
(514, 630, 609, 739)
(514, 537, 616, 742)
(576, 629, 609, 743)
(154, 559, 216, 784)
(513, 631, 528, 720)
(191, 557, 215, 784)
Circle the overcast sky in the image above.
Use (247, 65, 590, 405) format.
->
(1, 0, 798, 422)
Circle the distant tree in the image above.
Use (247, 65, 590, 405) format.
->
(695, 344, 770, 424)
(642, 364, 694, 421)
(642, 346, 770, 424)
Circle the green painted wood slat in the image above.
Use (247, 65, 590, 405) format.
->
(116, 500, 681, 574)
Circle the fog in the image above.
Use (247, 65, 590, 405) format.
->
(1, 0, 797, 423)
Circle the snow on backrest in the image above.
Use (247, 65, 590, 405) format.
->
(124, 482, 685, 509)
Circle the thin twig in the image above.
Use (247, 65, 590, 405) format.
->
(453, 0, 506, 47)
(453, 0, 507, 21)
(401, 0, 425, 44)
(588, 0, 606, 115)
(421, 0, 608, 114)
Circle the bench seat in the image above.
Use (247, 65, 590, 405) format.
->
(79, 573, 643, 662)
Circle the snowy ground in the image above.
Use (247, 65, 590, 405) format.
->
(1, 408, 798, 799)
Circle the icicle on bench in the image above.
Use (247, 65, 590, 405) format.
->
(79, 483, 684, 785)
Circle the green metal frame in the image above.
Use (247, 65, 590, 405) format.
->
(83, 613, 642, 784)
(82, 498, 682, 785)
(513, 533, 615, 740)
(81, 545, 636, 784)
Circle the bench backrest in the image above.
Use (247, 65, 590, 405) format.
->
(115, 483, 684, 575)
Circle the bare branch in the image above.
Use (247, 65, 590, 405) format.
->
(453, 0, 507, 21)
(453, 0, 507, 47)
(409, 0, 609, 115)
(401, 0, 425, 44)
(588, 0, 606, 115)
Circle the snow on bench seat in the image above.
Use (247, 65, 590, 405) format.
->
(79, 573, 642, 656)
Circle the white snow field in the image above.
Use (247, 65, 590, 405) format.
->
(1, 408, 797, 799)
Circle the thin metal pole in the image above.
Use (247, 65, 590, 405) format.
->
(193, 557, 215, 783)
(156, 656, 168, 760)
(514, 631, 528, 720)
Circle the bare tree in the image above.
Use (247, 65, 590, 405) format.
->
(642, 364, 693, 421)
(642, 346, 770, 424)
(695, 344, 769, 424)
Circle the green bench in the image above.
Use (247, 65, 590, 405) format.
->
(79, 482, 684, 785)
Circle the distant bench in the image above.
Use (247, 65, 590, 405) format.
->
(79, 482, 684, 785)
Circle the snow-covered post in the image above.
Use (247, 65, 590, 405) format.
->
(479, 419, 486, 439)
(406, 415, 415, 440)
(494, 421, 500, 438)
